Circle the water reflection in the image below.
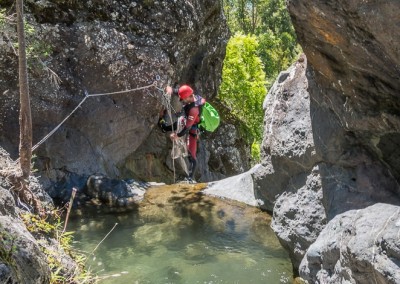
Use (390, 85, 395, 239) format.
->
(69, 184, 292, 283)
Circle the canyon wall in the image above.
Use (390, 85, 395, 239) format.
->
(254, 1, 400, 280)
(0, 0, 248, 193)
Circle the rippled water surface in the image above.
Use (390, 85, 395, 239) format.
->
(68, 185, 292, 283)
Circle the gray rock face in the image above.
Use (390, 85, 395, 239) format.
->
(0, 216, 51, 284)
(252, 56, 325, 270)
(256, 0, 400, 278)
(288, 0, 400, 198)
(0, 147, 79, 283)
(199, 123, 250, 182)
(254, 55, 320, 212)
(300, 203, 400, 284)
(0, 212, 82, 284)
(0, 186, 16, 217)
(271, 165, 326, 271)
(260, 55, 400, 274)
(0, 1, 235, 186)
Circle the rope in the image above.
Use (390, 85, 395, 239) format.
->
(31, 82, 158, 153)
(32, 96, 87, 152)
(161, 91, 177, 182)
(87, 83, 158, 97)
(158, 90, 190, 183)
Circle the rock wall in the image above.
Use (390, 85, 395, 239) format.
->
(0, 1, 246, 190)
(253, 55, 328, 271)
(300, 203, 400, 284)
(0, 148, 79, 283)
(288, 0, 400, 218)
(252, 0, 400, 279)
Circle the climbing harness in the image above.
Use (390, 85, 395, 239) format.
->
(170, 116, 188, 159)
(158, 88, 190, 182)
(171, 116, 189, 178)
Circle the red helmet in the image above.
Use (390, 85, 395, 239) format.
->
(178, 85, 193, 100)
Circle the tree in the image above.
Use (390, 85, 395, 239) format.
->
(219, 33, 266, 141)
(223, 0, 263, 34)
(256, 0, 300, 79)
(222, 0, 300, 79)
(220, 0, 299, 162)
(15, 0, 42, 214)
(16, 0, 31, 182)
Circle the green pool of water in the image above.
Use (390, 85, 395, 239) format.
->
(69, 189, 292, 283)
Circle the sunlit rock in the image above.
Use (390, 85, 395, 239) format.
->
(300, 203, 400, 284)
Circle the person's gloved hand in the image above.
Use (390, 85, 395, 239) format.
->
(165, 86, 173, 95)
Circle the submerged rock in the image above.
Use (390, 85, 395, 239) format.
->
(68, 182, 291, 283)
(140, 183, 273, 241)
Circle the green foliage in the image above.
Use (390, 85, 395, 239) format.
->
(256, 0, 301, 79)
(251, 140, 261, 163)
(0, 8, 15, 46)
(0, 7, 52, 65)
(219, 33, 266, 141)
(21, 212, 97, 284)
(257, 31, 300, 84)
(223, 0, 300, 80)
(220, 0, 301, 160)
(223, 0, 264, 34)
(25, 22, 52, 60)
(0, 8, 6, 26)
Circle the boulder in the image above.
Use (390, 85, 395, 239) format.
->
(253, 1, 400, 275)
(257, 49, 400, 274)
(287, 0, 400, 201)
(87, 174, 149, 207)
(254, 54, 320, 212)
(0, 216, 51, 284)
(252, 46, 400, 274)
(300, 203, 400, 284)
(203, 164, 264, 207)
(0, 0, 236, 187)
(271, 165, 326, 271)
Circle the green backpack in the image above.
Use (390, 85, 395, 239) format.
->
(199, 102, 220, 132)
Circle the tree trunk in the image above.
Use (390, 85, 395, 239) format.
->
(16, 0, 43, 215)
(16, 0, 32, 181)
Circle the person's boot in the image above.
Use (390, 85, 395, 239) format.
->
(181, 177, 196, 184)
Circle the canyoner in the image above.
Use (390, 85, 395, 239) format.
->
(158, 84, 220, 183)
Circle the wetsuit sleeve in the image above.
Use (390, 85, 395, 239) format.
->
(177, 107, 199, 137)
(177, 127, 190, 137)
(161, 121, 178, 132)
